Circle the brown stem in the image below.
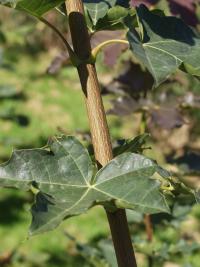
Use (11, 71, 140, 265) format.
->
(144, 214, 153, 242)
(65, 1, 137, 266)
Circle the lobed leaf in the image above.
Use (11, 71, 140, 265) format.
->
(127, 5, 200, 86)
(95, 152, 169, 214)
(0, 136, 169, 235)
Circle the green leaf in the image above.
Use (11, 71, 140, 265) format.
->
(0, 136, 169, 235)
(94, 6, 130, 31)
(113, 133, 150, 156)
(0, 136, 95, 234)
(84, 0, 117, 26)
(0, 0, 64, 17)
(127, 5, 200, 86)
(84, 1, 133, 30)
(95, 152, 169, 214)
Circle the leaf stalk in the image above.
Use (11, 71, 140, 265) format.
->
(39, 17, 81, 66)
(92, 39, 129, 61)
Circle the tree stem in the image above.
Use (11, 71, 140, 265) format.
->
(65, 1, 137, 266)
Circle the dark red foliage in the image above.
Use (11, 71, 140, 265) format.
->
(130, 0, 199, 26)
(150, 108, 185, 129)
(168, 0, 199, 26)
(130, 0, 159, 7)
(102, 61, 153, 98)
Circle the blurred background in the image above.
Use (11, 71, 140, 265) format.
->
(0, 1, 200, 267)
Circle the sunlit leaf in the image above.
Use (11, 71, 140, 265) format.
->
(0, 136, 169, 235)
(127, 5, 200, 86)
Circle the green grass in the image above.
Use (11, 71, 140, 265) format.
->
(0, 52, 89, 159)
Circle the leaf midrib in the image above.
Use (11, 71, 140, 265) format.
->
(56, 139, 91, 186)
(30, 179, 167, 235)
(144, 43, 183, 64)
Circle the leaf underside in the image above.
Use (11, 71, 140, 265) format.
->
(127, 5, 200, 86)
(0, 136, 169, 235)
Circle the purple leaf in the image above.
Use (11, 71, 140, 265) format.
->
(103, 61, 153, 98)
(168, 0, 198, 26)
(150, 108, 185, 129)
(130, 0, 159, 7)
(107, 96, 150, 116)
